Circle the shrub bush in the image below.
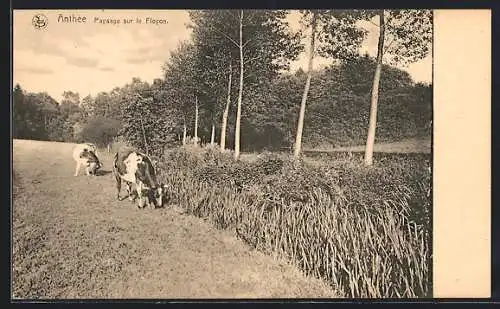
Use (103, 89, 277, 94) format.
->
(79, 116, 121, 148)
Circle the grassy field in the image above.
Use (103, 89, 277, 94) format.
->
(12, 139, 336, 299)
(303, 137, 432, 154)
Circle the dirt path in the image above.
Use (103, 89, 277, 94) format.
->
(12, 139, 336, 299)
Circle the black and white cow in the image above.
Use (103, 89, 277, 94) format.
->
(112, 147, 167, 208)
(72, 143, 102, 176)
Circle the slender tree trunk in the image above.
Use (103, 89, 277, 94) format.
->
(234, 10, 244, 160)
(220, 61, 232, 152)
(293, 12, 317, 159)
(364, 11, 385, 166)
(210, 122, 215, 146)
(182, 119, 187, 146)
(194, 96, 199, 146)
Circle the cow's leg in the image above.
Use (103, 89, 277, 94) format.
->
(74, 161, 81, 176)
(115, 177, 122, 200)
(149, 190, 155, 209)
(112, 165, 122, 200)
(126, 182, 135, 202)
(136, 181, 145, 208)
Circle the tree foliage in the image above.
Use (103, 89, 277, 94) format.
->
(162, 41, 204, 132)
(13, 84, 80, 142)
(79, 116, 121, 148)
(382, 10, 433, 66)
(187, 10, 302, 157)
(119, 79, 178, 157)
(313, 10, 369, 61)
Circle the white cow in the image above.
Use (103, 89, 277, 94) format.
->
(72, 143, 102, 176)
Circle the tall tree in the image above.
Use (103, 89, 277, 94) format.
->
(365, 11, 385, 166)
(363, 10, 432, 166)
(293, 10, 368, 158)
(194, 96, 199, 145)
(294, 11, 317, 158)
(234, 10, 244, 159)
(221, 59, 233, 150)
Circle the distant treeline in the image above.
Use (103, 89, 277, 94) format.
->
(12, 54, 431, 152)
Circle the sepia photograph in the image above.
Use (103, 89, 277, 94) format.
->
(12, 8, 472, 300)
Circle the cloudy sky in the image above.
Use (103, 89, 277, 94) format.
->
(13, 10, 432, 102)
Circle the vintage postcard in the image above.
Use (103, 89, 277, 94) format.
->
(11, 9, 490, 299)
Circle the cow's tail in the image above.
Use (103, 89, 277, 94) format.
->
(112, 152, 122, 199)
(95, 152, 103, 169)
(112, 152, 119, 170)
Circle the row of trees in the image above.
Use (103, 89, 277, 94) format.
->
(13, 10, 432, 166)
(144, 9, 431, 165)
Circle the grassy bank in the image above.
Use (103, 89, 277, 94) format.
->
(155, 145, 432, 298)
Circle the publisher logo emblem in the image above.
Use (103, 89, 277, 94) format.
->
(32, 14, 48, 30)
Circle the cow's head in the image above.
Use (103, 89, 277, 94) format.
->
(149, 183, 168, 207)
(133, 153, 167, 207)
(87, 161, 100, 175)
(83, 150, 102, 175)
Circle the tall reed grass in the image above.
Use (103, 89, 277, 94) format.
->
(156, 145, 432, 298)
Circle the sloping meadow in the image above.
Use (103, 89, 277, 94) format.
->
(155, 146, 432, 298)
